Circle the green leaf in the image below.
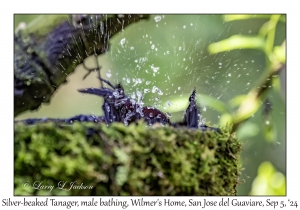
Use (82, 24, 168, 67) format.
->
(230, 95, 247, 108)
(208, 35, 265, 54)
(263, 121, 277, 143)
(232, 94, 261, 124)
(223, 15, 286, 22)
(250, 161, 286, 195)
(219, 113, 233, 127)
(236, 121, 260, 139)
(197, 94, 229, 114)
(273, 43, 286, 63)
(162, 94, 190, 113)
(265, 15, 281, 55)
(272, 75, 281, 94)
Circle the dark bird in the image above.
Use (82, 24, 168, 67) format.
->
(78, 78, 221, 133)
(78, 78, 170, 126)
(16, 77, 221, 134)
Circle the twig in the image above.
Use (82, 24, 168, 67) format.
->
(231, 62, 284, 132)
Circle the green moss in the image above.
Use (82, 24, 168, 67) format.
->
(14, 121, 241, 196)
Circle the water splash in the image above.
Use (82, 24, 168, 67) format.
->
(120, 38, 126, 45)
(106, 69, 112, 78)
(154, 16, 162, 22)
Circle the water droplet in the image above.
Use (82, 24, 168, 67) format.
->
(228, 73, 231, 77)
(154, 15, 161, 22)
(152, 86, 163, 95)
(203, 107, 207, 112)
(152, 86, 158, 93)
(106, 69, 112, 78)
(166, 112, 172, 118)
(151, 65, 159, 73)
(146, 81, 151, 85)
(155, 97, 160, 101)
(136, 90, 143, 102)
(144, 89, 150, 93)
(157, 89, 163, 95)
(178, 87, 181, 90)
(166, 51, 170, 54)
(151, 44, 155, 49)
(166, 101, 171, 106)
(130, 46, 134, 50)
(120, 38, 126, 45)
(126, 78, 131, 84)
(183, 25, 186, 29)
(265, 120, 270, 125)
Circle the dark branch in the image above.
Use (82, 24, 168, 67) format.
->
(14, 14, 149, 117)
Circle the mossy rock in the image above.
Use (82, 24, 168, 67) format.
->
(14, 121, 241, 196)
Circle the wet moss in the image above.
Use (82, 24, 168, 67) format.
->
(14, 121, 241, 196)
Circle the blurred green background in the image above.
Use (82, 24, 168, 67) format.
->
(14, 14, 286, 195)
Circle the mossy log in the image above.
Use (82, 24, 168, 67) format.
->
(14, 14, 149, 117)
(14, 121, 241, 196)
